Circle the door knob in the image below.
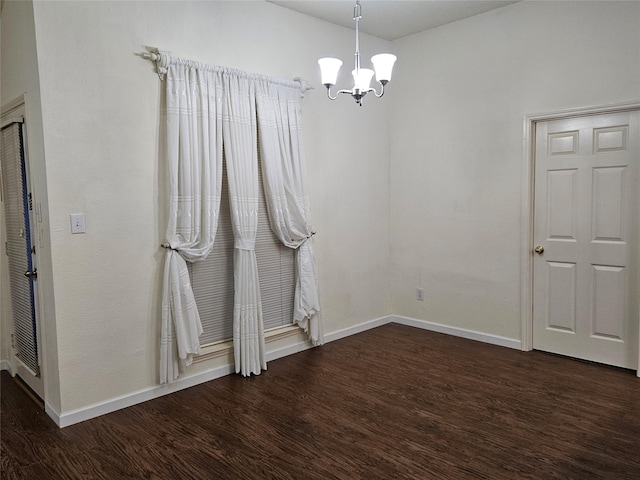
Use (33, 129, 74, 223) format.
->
(534, 246, 544, 255)
(24, 269, 37, 279)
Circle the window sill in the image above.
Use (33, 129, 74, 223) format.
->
(193, 324, 301, 364)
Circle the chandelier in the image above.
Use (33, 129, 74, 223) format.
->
(318, 0, 397, 106)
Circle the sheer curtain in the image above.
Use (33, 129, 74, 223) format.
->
(222, 74, 266, 376)
(255, 79, 323, 345)
(160, 63, 223, 384)
(157, 52, 321, 382)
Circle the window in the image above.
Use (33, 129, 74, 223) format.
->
(188, 155, 295, 345)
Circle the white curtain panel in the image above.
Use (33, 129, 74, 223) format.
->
(157, 51, 320, 381)
(222, 74, 266, 376)
(255, 80, 323, 345)
(160, 63, 223, 384)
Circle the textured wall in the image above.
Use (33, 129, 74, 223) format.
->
(390, 1, 640, 340)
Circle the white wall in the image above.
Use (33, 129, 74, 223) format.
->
(1, 0, 61, 413)
(25, 0, 392, 413)
(390, 1, 640, 339)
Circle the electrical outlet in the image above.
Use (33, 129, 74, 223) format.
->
(416, 288, 425, 301)
(70, 213, 86, 234)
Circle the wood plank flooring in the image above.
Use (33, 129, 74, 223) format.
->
(2, 323, 640, 479)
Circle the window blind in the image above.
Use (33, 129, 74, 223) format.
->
(188, 155, 295, 345)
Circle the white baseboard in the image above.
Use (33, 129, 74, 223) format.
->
(45, 402, 62, 426)
(51, 314, 519, 428)
(265, 338, 315, 363)
(323, 315, 392, 343)
(55, 363, 235, 428)
(0, 359, 13, 374)
(390, 315, 522, 350)
(53, 317, 392, 428)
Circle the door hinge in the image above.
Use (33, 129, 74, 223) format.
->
(28, 192, 33, 211)
(31, 245, 36, 254)
(11, 334, 15, 349)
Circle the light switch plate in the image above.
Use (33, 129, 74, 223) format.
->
(70, 213, 85, 234)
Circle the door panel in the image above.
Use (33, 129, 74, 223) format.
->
(592, 167, 625, 241)
(533, 111, 639, 369)
(591, 264, 625, 340)
(545, 261, 577, 333)
(546, 169, 578, 240)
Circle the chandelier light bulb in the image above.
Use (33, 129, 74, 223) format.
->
(352, 68, 374, 91)
(371, 54, 397, 84)
(318, 57, 343, 86)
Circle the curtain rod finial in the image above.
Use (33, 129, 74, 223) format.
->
(293, 77, 314, 97)
(139, 48, 171, 79)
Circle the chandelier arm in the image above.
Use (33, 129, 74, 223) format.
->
(325, 85, 339, 100)
(372, 82, 385, 98)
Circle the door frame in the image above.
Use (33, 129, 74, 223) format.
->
(520, 101, 640, 375)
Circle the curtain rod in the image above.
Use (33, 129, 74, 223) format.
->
(139, 48, 313, 96)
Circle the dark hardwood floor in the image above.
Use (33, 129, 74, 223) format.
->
(2, 323, 640, 479)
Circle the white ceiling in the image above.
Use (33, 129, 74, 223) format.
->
(267, 0, 518, 41)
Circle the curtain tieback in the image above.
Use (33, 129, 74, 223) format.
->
(296, 232, 316, 248)
(235, 239, 256, 250)
(161, 242, 180, 251)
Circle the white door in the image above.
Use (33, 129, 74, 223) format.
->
(1, 107, 44, 398)
(533, 111, 639, 369)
